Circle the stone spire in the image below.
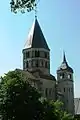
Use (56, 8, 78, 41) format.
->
(57, 51, 73, 73)
(63, 51, 67, 63)
(24, 19, 50, 50)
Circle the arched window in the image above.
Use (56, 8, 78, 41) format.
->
(37, 51, 40, 57)
(28, 60, 31, 68)
(41, 60, 43, 66)
(35, 51, 40, 57)
(32, 60, 35, 67)
(36, 60, 39, 67)
(49, 88, 52, 96)
(26, 51, 30, 58)
(64, 88, 65, 92)
(45, 52, 47, 58)
(27, 51, 30, 58)
(45, 88, 48, 97)
(60, 73, 65, 79)
(23, 62, 26, 69)
(26, 61, 28, 68)
(32, 51, 35, 57)
(45, 61, 47, 68)
(68, 74, 72, 79)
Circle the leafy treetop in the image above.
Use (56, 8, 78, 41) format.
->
(10, 0, 36, 13)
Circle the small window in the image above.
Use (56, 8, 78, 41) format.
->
(23, 62, 26, 69)
(62, 73, 64, 78)
(45, 61, 47, 68)
(26, 51, 30, 58)
(26, 61, 28, 68)
(28, 60, 31, 68)
(41, 61, 44, 66)
(35, 51, 40, 57)
(32, 51, 35, 57)
(60, 75, 62, 79)
(64, 88, 65, 92)
(28, 51, 30, 58)
(60, 73, 64, 79)
(32, 60, 35, 67)
(45, 52, 47, 58)
(68, 74, 72, 79)
(36, 60, 39, 67)
(45, 88, 48, 97)
(37, 51, 40, 57)
(49, 88, 52, 96)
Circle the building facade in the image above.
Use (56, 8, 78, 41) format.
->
(21, 18, 74, 114)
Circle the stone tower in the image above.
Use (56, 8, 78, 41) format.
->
(22, 18, 50, 75)
(22, 18, 56, 100)
(57, 52, 74, 114)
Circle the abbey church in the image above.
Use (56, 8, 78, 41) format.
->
(17, 18, 75, 115)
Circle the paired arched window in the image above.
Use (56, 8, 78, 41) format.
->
(32, 50, 49, 59)
(24, 50, 49, 59)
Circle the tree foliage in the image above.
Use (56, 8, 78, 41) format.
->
(0, 70, 75, 120)
(42, 99, 74, 120)
(0, 70, 43, 120)
(10, 0, 36, 13)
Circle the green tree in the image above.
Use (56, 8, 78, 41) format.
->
(0, 70, 43, 120)
(41, 99, 74, 120)
(0, 70, 74, 120)
(10, 0, 36, 13)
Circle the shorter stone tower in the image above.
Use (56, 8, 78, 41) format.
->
(57, 52, 74, 114)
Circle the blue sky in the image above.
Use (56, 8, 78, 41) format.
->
(0, 0, 80, 97)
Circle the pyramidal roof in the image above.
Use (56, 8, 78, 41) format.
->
(57, 52, 73, 73)
(24, 19, 50, 50)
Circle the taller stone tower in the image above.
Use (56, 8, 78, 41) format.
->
(22, 18, 50, 75)
(22, 18, 56, 100)
(57, 52, 74, 114)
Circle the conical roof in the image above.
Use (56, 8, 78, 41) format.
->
(57, 52, 73, 73)
(24, 19, 50, 50)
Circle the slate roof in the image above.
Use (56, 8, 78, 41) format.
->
(74, 98, 80, 115)
(16, 69, 56, 82)
(24, 18, 50, 50)
(31, 69, 56, 81)
(39, 73, 56, 81)
(57, 52, 73, 73)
